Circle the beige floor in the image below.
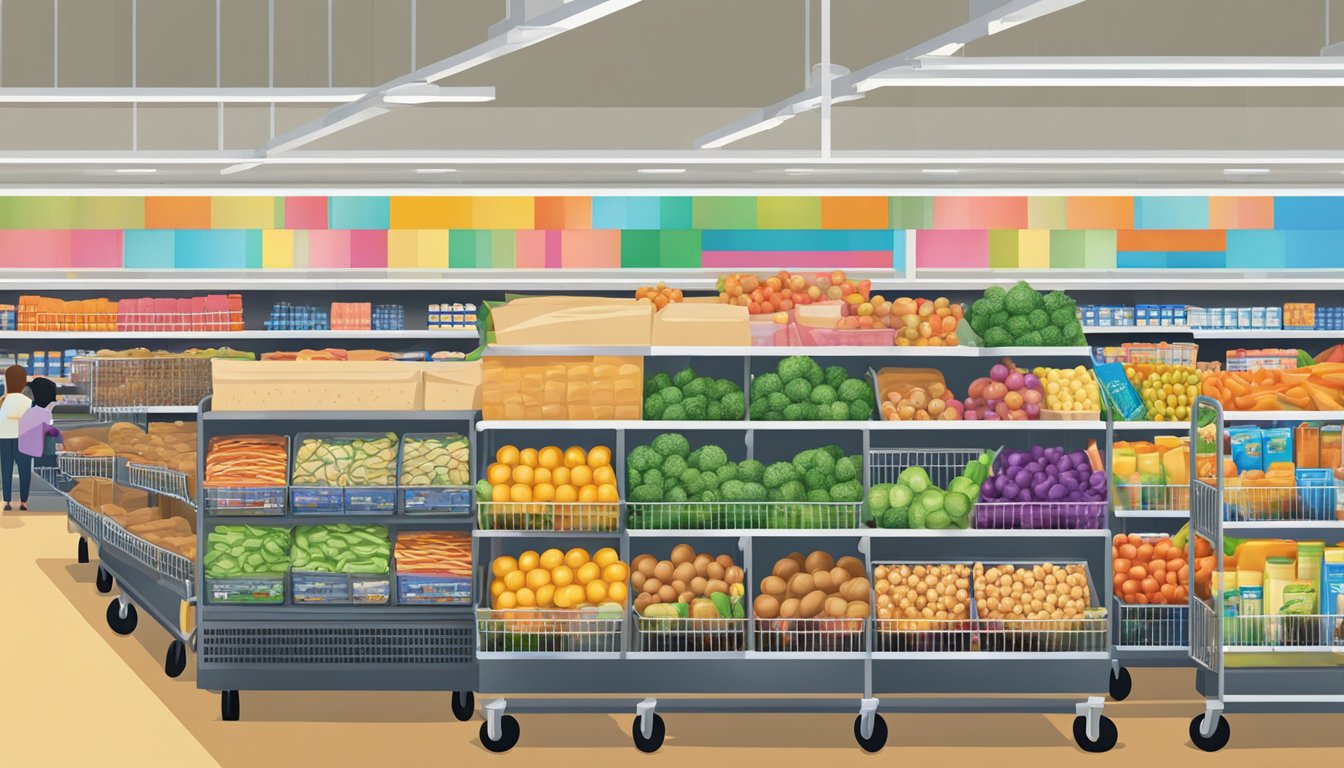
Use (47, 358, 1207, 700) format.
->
(3, 505, 1343, 767)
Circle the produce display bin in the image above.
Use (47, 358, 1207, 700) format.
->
(290, 432, 399, 515)
(477, 501, 620, 531)
(203, 434, 290, 516)
(748, 320, 797, 347)
(397, 572, 472, 604)
(1114, 597, 1189, 650)
(291, 570, 392, 605)
(87, 355, 212, 415)
(1221, 484, 1339, 523)
(205, 574, 286, 604)
(632, 612, 747, 654)
(973, 500, 1107, 530)
(1113, 482, 1190, 515)
(125, 462, 195, 507)
(626, 500, 861, 530)
(398, 432, 472, 515)
(476, 608, 624, 656)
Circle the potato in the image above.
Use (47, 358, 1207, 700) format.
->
(671, 544, 695, 564)
(804, 551, 834, 574)
(724, 565, 744, 584)
(653, 560, 674, 583)
(634, 593, 655, 613)
(811, 569, 834, 593)
(829, 566, 850, 590)
(779, 597, 800, 618)
(691, 576, 710, 595)
(788, 572, 815, 597)
(677, 591, 695, 604)
(705, 578, 728, 595)
(671, 579, 687, 594)
(845, 601, 871, 619)
(799, 590, 827, 618)
(706, 561, 725, 581)
(877, 563, 971, 630)
(716, 554, 735, 570)
(632, 571, 647, 592)
(824, 596, 847, 618)
(760, 575, 786, 597)
(840, 577, 870, 602)
(633, 555, 656, 576)
(754, 594, 780, 619)
(673, 562, 697, 584)
(657, 584, 677, 603)
(773, 558, 801, 581)
(644, 577, 663, 595)
(693, 554, 713, 577)
(837, 556, 865, 579)
(786, 552, 806, 568)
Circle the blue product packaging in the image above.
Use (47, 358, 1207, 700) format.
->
(1295, 469, 1336, 521)
(1262, 427, 1293, 466)
(1082, 305, 1099, 326)
(1228, 426, 1264, 473)
(1092, 362, 1146, 421)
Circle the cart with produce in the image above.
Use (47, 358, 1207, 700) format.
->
(1186, 398, 1344, 752)
(194, 399, 480, 723)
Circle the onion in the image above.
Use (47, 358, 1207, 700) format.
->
(983, 412, 1001, 420)
(1023, 402, 1041, 418)
(1005, 371, 1024, 391)
(985, 382, 1008, 401)
(967, 377, 990, 399)
(1045, 464, 1060, 478)
(1023, 373, 1041, 390)
(1060, 474, 1080, 492)
(1023, 388, 1043, 405)
(990, 364, 1009, 382)
(1002, 481, 1020, 500)
(1047, 484, 1070, 501)
(1013, 468, 1032, 487)
(1069, 451, 1089, 469)
(1030, 445, 1045, 459)
(1006, 451, 1026, 468)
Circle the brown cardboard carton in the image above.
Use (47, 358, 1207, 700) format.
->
(71, 478, 113, 509)
(651, 303, 750, 346)
(212, 359, 424, 411)
(421, 361, 482, 410)
(113, 486, 150, 511)
(493, 297, 653, 347)
(482, 356, 643, 420)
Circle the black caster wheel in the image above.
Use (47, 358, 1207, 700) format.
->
(95, 566, 113, 594)
(632, 712, 666, 753)
(77, 536, 89, 564)
(451, 691, 475, 721)
(1189, 713, 1230, 752)
(1072, 714, 1118, 753)
(221, 690, 240, 722)
(853, 713, 888, 753)
(479, 715, 520, 753)
(165, 640, 187, 678)
(1109, 666, 1133, 701)
(106, 599, 137, 635)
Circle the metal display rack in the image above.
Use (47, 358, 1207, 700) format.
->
(470, 355, 1119, 754)
(195, 398, 480, 723)
(1186, 398, 1344, 752)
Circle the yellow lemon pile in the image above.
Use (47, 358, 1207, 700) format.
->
(490, 547, 630, 610)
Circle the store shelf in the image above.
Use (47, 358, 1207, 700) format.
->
(870, 419, 1105, 430)
(475, 419, 1107, 431)
(1223, 411, 1344, 421)
(484, 344, 1091, 358)
(206, 514, 473, 526)
(1083, 326, 1191, 335)
(203, 604, 471, 620)
(2, 329, 477, 340)
(861, 528, 1110, 538)
(1113, 420, 1194, 431)
(1114, 509, 1191, 519)
(1222, 520, 1344, 531)
(626, 528, 868, 538)
(1191, 329, 1344, 339)
(203, 409, 477, 421)
(474, 529, 620, 538)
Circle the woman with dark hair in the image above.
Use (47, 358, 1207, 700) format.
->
(20, 377, 62, 471)
(0, 364, 33, 510)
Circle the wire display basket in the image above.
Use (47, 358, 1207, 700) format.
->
(874, 562, 974, 652)
(626, 501, 862, 530)
(1113, 483, 1190, 515)
(868, 448, 984, 488)
(476, 608, 624, 655)
(1221, 485, 1340, 523)
(125, 463, 195, 507)
(1114, 596, 1189, 650)
(752, 616, 867, 653)
(477, 501, 620, 531)
(57, 452, 115, 479)
(204, 486, 288, 516)
(633, 612, 747, 653)
(66, 497, 102, 537)
(973, 615, 1109, 652)
(972, 501, 1107, 530)
(972, 561, 1106, 653)
(1223, 614, 1341, 649)
(87, 356, 212, 412)
(99, 515, 195, 586)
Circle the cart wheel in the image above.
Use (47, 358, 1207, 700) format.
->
(1109, 666, 1133, 701)
(853, 713, 888, 753)
(95, 566, 113, 594)
(632, 712, 666, 753)
(106, 599, 137, 635)
(1072, 714, 1118, 753)
(164, 640, 187, 678)
(1188, 713, 1230, 752)
(77, 536, 89, 564)
(221, 690, 240, 722)
(451, 690, 475, 721)
(479, 715, 520, 753)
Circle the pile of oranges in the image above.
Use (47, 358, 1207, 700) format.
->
(485, 444, 619, 505)
(490, 546, 630, 610)
(836, 295, 962, 346)
(634, 282, 684, 309)
(717, 270, 869, 316)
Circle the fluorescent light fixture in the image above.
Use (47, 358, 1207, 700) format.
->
(415, 168, 458, 174)
(925, 43, 965, 57)
(114, 168, 157, 174)
(380, 84, 496, 105)
(1224, 168, 1270, 174)
(987, 0, 1085, 35)
(220, 162, 262, 176)
(697, 114, 794, 149)
(913, 56, 1344, 71)
(637, 168, 686, 174)
(922, 168, 960, 174)
(0, 87, 383, 104)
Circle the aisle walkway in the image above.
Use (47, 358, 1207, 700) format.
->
(2, 508, 1342, 767)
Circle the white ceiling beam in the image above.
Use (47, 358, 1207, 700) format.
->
(257, 0, 645, 161)
(694, 0, 1088, 149)
(0, 87, 495, 104)
(859, 56, 1344, 88)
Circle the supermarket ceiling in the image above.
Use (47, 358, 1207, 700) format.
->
(4, 0, 1344, 186)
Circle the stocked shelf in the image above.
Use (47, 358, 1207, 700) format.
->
(475, 419, 1108, 431)
(4, 329, 478, 340)
(1223, 410, 1344, 421)
(484, 344, 1092, 358)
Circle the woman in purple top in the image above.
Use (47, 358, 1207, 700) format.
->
(20, 378, 62, 471)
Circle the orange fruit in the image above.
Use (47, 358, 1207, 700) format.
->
(553, 585, 577, 609)
(564, 446, 587, 468)
(503, 570, 526, 592)
(551, 565, 575, 588)
(602, 562, 629, 583)
(496, 445, 520, 465)
(509, 484, 532, 503)
(532, 482, 556, 502)
(538, 446, 563, 469)
(490, 484, 511, 502)
(517, 550, 539, 571)
(555, 484, 578, 503)
(587, 446, 611, 468)
(525, 568, 551, 591)
(576, 561, 602, 586)
(511, 465, 534, 485)
(578, 484, 599, 503)
(593, 547, 619, 568)
(486, 463, 512, 485)
(569, 465, 593, 487)
(490, 579, 506, 598)
(564, 547, 590, 569)
(585, 580, 608, 604)
(519, 447, 539, 468)
(533, 467, 552, 485)
(592, 465, 616, 486)
(515, 587, 536, 607)
(551, 466, 571, 486)
(495, 591, 517, 610)
(535, 584, 556, 608)
(597, 483, 619, 503)
(563, 585, 586, 607)
(607, 582, 628, 603)
(539, 548, 565, 570)
(491, 556, 518, 578)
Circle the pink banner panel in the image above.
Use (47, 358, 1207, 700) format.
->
(560, 230, 619, 268)
(285, 197, 329, 229)
(305, 230, 352, 268)
(0, 230, 71, 267)
(916, 229, 989, 268)
(514, 230, 547, 269)
(701, 251, 893, 269)
(545, 230, 563, 269)
(70, 230, 123, 267)
(934, 197, 1028, 230)
(349, 230, 389, 268)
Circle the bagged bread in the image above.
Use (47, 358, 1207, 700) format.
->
(120, 506, 164, 527)
(99, 503, 128, 518)
(130, 517, 193, 537)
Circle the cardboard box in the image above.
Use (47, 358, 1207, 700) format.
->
(70, 477, 113, 509)
(211, 360, 424, 411)
(482, 355, 643, 420)
(492, 297, 653, 346)
(113, 486, 151, 511)
(651, 303, 750, 346)
(421, 361, 483, 410)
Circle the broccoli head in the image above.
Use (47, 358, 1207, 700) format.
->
(810, 450, 837, 476)
(847, 399, 872, 420)
(766, 487, 784, 502)
(1005, 315, 1033, 339)
(783, 403, 807, 421)
(989, 310, 1010, 329)
(749, 397, 768, 420)
(792, 448, 816, 472)
(627, 445, 659, 473)
(837, 378, 869, 403)
(687, 446, 705, 470)
(643, 392, 667, 419)
(803, 468, 830, 491)
(1027, 309, 1050, 330)
(720, 479, 747, 502)
(779, 480, 806, 502)
(821, 445, 844, 461)
(682, 377, 710, 398)
(1039, 326, 1064, 346)
(682, 395, 709, 420)
(983, 327, 1013, 348)
(698, 489, 719, 503)
(1042, 289, 1075, 312)
(783, 377, 813, 404)
(1018, 330, 1044, 347)
(741, 482, 768, 502)
(736, 459, 765, 483)
(834, 455, 861, 482)
(766, 392, 791, 413)
(968, 312, 991, 337)
(880, 506, 910, 529)
(645, 371, 672, 397)
(1005, 281, 1043, 315)
(643, 468, 665, 492)
(829, 480, 864, 503)
(651, 432, 690, 459)
(661, 454, 688, 479)
(665, 486, 688, 503)
(673, 367, 697, 388)
(1049, 307, 1077, 328)
(809, 384, 838, 406)
(824, 365, 849, 390)
(706, 401, 725, 421)
(627, 466, 642, 488)
(715, 463, 738, 484)
(1067, 326, 1087, 346)
(660, 387, 684, 405)
(710, 378, 738, 400)
(804, 360, 824, 386)
(752, 372, 783, 398)
(663, 403, 686, 420)
(681, 469, 707, 496)
(697, 445, 728, 473)
(720, 391, 746, 420)
(777, 355, 815, 383)
(828, 401, 850, 420)
(806, 488, 831, 504)
(628, 484, 663, 504)
(981, 286, 1007, 314)
(763, 461, 798, 489)
(970, 297, 992, 320)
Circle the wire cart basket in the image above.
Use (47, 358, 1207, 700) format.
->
(86, 355, 212, 417)
(57, 452, 116, 479)
(1185, 397, 1344, 752)
(125, 463, 196, 508)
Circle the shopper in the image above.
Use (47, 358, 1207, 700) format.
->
(19, 377, 62, 471)
(0, 365, 33, 511)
